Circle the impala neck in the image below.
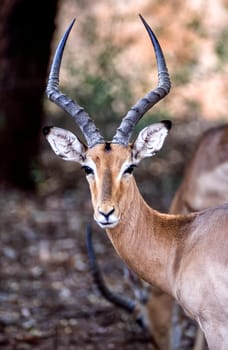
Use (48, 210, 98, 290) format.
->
(106, 178, 184, 297)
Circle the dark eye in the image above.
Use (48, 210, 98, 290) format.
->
(123, 164, 136, 175)
(82, 166, 94, 176)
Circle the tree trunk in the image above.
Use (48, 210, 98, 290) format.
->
(0, 0, 59, 191)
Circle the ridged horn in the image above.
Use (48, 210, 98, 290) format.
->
(46, 18, 104, 148)
(86, 224, 137, 313)
(86, 224, 162, 346)
(112, 14, 171, 145)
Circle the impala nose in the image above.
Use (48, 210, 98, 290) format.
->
(96, 206, 119, 228)
(98, 207, 115, 220)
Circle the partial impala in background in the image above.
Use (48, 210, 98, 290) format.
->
(43, 16, 228, 350)
(170, 124, 228, 214)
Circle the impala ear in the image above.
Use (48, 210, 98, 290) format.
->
(132, 121, 171, 162)
(43, 126, 87, 163)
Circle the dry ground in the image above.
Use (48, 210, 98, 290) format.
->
(0, 188, 154, 350)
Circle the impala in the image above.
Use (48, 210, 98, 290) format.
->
(170, 124, 228, 214)
(87, 124, 228, 350)
(43, 16, 228, 350)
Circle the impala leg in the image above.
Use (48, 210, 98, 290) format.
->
(171, 303, 199, 350)
(124, 267, 149, 303)
(193, 328, 208, 350)
(146, 288, 173, 350)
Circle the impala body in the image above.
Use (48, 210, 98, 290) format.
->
(86, 123, 228, 350)
(44, 16, 228, 350)
(83, 124, 228, 350)
(170, 124, 228, 214)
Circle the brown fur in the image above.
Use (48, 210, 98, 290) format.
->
(170, 124, 228, 214)
(83, 142, 228, 350)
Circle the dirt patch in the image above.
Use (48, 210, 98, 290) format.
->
(0, 189, 154, 350)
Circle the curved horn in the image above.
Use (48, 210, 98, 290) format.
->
(86, 225, 161, 344)
(86, 224, 137, 313)
(46, 18, 104, 148)
(112, 15, 171, 145)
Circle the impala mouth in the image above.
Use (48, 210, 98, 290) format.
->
(94, 211, 120, 229)
(96, 220, 119, 229)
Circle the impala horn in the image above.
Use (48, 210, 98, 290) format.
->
(86, 224, 155, 333)
(86, 224, 137, 313)
(46, 15, 170, 148)
(46, 18, 104, 148)
(112, 14, 171, 145)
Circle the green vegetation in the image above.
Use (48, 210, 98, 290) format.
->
(186, 16, 206, 37)
(172, 60, 197, 86)
(215, 28, 228, 66)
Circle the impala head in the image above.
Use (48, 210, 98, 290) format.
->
(43, 15, 171, 229)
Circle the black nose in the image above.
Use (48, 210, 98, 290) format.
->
(98, 207, 115, 220)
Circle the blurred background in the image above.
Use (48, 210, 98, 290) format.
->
(0, 0, 227, 349)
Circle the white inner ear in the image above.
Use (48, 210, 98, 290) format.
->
(132, 122, 169, 162)
(45, 127, 86, 162)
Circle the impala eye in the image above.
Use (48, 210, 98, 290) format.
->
(123, 164, 136, 175)
(82, 166, 94, 176)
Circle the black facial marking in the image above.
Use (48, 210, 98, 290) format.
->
(104, 142, 112, 152)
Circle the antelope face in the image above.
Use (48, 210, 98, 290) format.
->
(43, 121, 171, 229)
(84, 143, 134, 228)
